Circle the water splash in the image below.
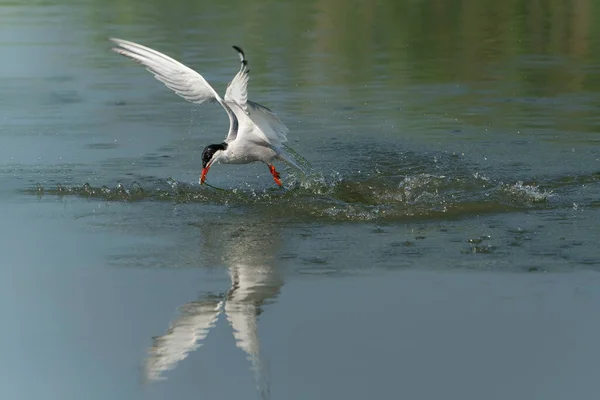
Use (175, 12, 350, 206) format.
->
(32, 180, 149, 201)
(495, 180, 555, 206)
(25, 165, 572, 223)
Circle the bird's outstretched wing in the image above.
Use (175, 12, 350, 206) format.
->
(224, 45, 249, 113)
(111, 38, 222, 104)
(110, 38, 239, 141)
(224, 46, 289, 147)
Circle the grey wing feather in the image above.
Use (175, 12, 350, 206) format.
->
(110, 38, 222, 105)
(224, 45, 249, 112)
(224, 47, 288, 146)
(247, 100, 288, 145)
(110, 38, 239, 141)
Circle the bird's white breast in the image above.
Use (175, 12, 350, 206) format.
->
(220, 140, 277, 165)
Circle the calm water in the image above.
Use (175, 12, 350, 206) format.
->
(2, 0, 600, 399)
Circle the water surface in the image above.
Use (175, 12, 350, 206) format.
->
(2, 1, 600, 399)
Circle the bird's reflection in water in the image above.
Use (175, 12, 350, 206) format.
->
(145, 218, 283, 399)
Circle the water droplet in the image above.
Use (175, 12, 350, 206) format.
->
(115, 181, 126, 194)
(130, 181, 143, 194)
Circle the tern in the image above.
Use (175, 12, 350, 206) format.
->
(110, 38, 305, 186)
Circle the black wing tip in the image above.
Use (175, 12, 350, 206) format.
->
(232, 45, 244, 55)
(232, 45, 247, 65)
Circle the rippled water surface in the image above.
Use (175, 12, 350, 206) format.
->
(2, 1, 600, 399)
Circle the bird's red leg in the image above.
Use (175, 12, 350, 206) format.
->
(268, 164, 282, 186)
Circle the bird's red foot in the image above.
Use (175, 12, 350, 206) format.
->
(268, 164, 282, 186)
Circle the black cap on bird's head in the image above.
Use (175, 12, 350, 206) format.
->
(201, 144, 222, 168)
(200, 142, 227, 184)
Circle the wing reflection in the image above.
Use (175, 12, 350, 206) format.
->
(145, 220, 282, 398)
(145, 299, 223, 381)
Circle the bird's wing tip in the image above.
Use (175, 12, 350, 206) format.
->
(232, 45, 246, 64)
(110, 46, 127, 55)
(109, 38, 131, 51)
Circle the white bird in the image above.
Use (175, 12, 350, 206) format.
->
(110, 38, 305, 186)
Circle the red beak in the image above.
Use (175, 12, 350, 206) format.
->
(200, 167, 210, 184)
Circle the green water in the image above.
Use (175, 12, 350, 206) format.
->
(2, 1, 600, 399)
